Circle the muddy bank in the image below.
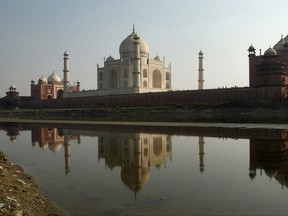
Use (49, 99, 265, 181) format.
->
(0, 152, 68, 216)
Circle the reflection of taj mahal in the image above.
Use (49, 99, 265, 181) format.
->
(98, 133, 172, 194)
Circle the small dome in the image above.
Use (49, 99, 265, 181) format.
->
(48, 71, 61, 83)
(264, 47, 277, 56)
(9, 85, 16, 91)
(198, 50, 204, 55)
(119, 31, 149, 58)
(38, 75, 48, 84)
(49, 144, 62, 154)
(154, 55, 161, 61)
(106, 55, 114, 62)
(273, 36, 285, 51)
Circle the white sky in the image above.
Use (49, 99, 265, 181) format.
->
(0, 0, 287, 97)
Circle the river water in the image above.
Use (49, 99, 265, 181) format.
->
(0, 122, 288, 215)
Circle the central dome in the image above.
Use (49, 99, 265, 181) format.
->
(48, 71, 61, 83)
(119, 31, 149, 58)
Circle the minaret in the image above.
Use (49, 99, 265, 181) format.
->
(198, 136, 205, 173)
(133, 34, 141, 87)
(63, 51, 70, 93)
(198, 50, 204, 90)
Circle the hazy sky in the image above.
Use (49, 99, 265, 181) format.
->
(0, 0, 287, 97)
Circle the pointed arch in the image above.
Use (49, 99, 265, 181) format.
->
(152, 70, 162, 88)
(57, 89, 63, 99)
(108, 70, 118, 89)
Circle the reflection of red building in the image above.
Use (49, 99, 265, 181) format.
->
(30, 71, 80, 100)
(249, 129, 288, 187)
(31, 127, 80, 154)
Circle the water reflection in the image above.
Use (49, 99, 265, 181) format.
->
(31, 127, 80, 175)
(249, 135, 288, 187)
(1, 122, 288, 215)
(98, 133, 172, 196)
(2, 123, 288, 189)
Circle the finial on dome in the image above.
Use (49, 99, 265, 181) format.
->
(133, 24, 135, 33)
(281, 34, 283, 39)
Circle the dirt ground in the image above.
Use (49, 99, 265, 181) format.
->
(0, 153, 68, 216)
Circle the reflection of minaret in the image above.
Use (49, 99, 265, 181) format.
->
(198, 50, 204, 90)
(64, 134, 71, 175)
(133, 34, 141, 87)
(199, 136, 205, 173)
(134, 138, 142, 199)
(249, 139, 257, 180)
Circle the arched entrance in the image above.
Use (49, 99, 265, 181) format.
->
(152, 70, 162, 88)
(108, 70, 118, 89)
(57, 89, 64, 99)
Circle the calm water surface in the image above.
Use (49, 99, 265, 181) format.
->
(0, 122, 288, 215)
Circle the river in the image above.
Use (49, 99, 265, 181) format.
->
(0, 121, 287, 215)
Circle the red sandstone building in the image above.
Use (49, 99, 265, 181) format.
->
(30, 71, 80, 100)
(248, 34, 288, 98)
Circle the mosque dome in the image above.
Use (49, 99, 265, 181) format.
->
(264, 47, 277, 56)
(119, 31, 149, 58)
(48, 71, 61, 83)
(38, 75, 48, 84)
(49, 144, 62, 154)
(273, 36, 285, 51)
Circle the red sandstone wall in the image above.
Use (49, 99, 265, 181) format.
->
(18, 86, 284, 109)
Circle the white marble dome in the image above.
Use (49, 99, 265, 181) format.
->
(119, 31, 149, 58)
(48, 71, 61, 83)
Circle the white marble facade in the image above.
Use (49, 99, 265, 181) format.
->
(97, 29, 171, 93)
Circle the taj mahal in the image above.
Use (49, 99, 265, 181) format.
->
(27, 26, 174, 100)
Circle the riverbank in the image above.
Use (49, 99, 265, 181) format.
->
(1, 102, 288, 123)
(0, 151, 68, 216)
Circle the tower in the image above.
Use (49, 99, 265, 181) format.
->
(198, 50, 204, 90)
(63, 51, 70, 93)
(133, 34, 141, 87)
